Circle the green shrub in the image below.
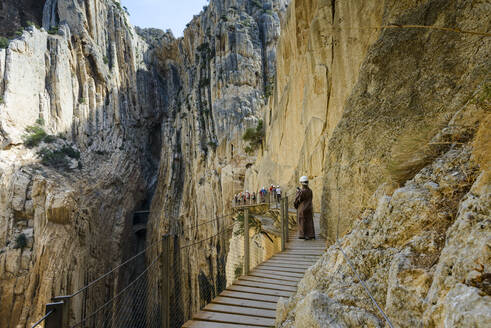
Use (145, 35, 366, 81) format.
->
(23, 125, 48, 148)
(0, 96, 4, 104)
(38, 148, 70, 169)
(48, 26, 59, 35)
(197, 42, 209, 52)
(15, 233, 27, 249)
(26, 20, 39, 28)
(264, 76, 275, 98)
(242, 119, 264, 154)
(15, 29, 24, 37)
(37, 145, 79, 169)
(44, 135, 57, 143)
(103, 56, 109, 64)
(0, 37, 8, 49)
(61, 145, 80, 159)
(79, 98, 86, 104)
(234, 263, 243, 279)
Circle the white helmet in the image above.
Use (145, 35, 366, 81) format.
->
(300, 176, 309, 184)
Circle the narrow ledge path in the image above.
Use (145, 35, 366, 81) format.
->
(183, 214, 325, 328)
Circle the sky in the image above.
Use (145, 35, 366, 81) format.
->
(120, 0, 209, 37)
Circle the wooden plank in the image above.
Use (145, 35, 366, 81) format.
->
(239, 276, 298, 287)
(204, 303, 276, 318)
(227, 285, 293, 298)
(265, 258, 317, 265)
(262, 259, 314, 266)
(257, 262, 312, 270)
(269, 256, 318, 262)
(234, 280, 297, 292)
(285, 243, 325, 248)
(212, 296, 277, 310)
(282, 251, 324, 256)
(263, 262, 314, 269)
(220, 290, 279, 303)
(248, 271, 301, 283)
(183, 320, 266, 328)
(252, 269, 304, 278)
(192, 311, 275, 327)
(272, 253, 320, 258)
(256, 265, 308, 274)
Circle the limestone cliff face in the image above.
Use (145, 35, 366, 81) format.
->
(246, 0, 489, 241)
(245, 0, 490, 326)
(0, 1, 169, 326)
(146, 0, 286, 322)
(1, 0, 285, 326)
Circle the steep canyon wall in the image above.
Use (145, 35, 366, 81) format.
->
(0, 0, 286, 326)
(245, 0, 490, 327)
(0, 0, 172, 326)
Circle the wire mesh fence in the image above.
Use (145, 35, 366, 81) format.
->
(32, 196, 298, 328)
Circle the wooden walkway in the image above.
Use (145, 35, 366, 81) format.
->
(183, 215, 325, 327)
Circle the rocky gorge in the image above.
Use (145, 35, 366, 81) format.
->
(0, 0, 489, 327)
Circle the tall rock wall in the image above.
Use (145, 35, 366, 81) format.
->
(1, 0, 286, 326)
(146, 0, 286, 322)
(0, 0, 171, 326)
(245, 0, 491, 326)
(246, 0, 490, 241)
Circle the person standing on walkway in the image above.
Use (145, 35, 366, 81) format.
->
(276, 185, 282, 204)
(294, 176, 315, 240)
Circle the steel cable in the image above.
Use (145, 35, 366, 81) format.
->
(71, 256, 160, 327)
(337, 245, 394, 328)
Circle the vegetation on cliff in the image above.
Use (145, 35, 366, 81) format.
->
(243, 120, 265, 155)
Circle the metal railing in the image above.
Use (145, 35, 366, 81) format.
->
(31, 198, 294, 328)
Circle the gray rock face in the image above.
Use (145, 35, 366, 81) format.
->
(0, 0, 284, 326)
(0, 0, 45, 37)
(276, 106, 491, 327)
(0, 0, 172, 326)
(147, 0, 286, 321)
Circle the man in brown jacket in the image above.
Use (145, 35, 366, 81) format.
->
(294, 176, 315, 240)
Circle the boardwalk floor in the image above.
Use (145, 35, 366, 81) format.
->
(183, 215, 325, 328)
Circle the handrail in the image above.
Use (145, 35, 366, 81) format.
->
(30, 309, 55, 328)
(70, 256, 161, 328)
(337, 244, 394, 328)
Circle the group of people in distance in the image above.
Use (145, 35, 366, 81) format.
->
(233, 176, 315, 240)
(233, 184, 282, 206)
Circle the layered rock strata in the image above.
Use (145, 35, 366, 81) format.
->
(0, 0, 169, 326)
(243, 0, 491, 326)
(0, 0, 286, 326)
(246, 0, 490, 241)
(146, 0, 286, 322)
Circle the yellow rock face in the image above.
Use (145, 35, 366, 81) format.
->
(246, 0, 384, 214)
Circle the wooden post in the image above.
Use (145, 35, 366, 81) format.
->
(244, 209, 250, 275)
(44, 297, 69, 328)
(161, 235, 171, 328)
(284, 196, 289, 243)
(280, 198, 286, 251)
